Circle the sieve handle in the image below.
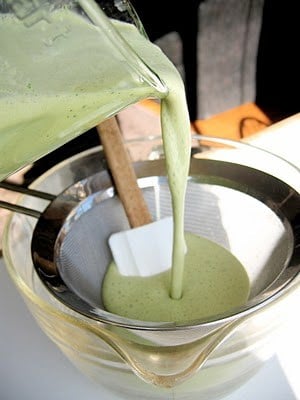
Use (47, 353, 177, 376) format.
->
(0, 181, 56, 218)
(97, 117, 152, 228)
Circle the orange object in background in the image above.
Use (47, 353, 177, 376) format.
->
(193, 102, 271, 140)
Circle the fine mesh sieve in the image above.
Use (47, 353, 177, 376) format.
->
(1, 139, 300, 328)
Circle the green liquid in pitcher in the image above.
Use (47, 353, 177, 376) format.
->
(0, 11, 167, 180)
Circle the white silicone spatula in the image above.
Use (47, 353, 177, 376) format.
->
(97, 117, 173, 277)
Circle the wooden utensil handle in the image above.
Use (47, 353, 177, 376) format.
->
(97, 117, 152, 228)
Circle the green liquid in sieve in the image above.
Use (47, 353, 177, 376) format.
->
(103, 233, 250, 323)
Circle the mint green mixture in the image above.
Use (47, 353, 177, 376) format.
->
(0, 5, 250, 321)
(102, 233, 250, 322)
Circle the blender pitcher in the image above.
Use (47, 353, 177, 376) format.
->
(0, 0, 167, 181)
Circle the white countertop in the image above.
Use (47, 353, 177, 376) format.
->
(1, 114, 299, 399)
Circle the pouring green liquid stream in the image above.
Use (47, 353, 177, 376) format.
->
(0, 6, 249, 316)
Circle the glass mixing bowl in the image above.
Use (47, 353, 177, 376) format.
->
(2, 135, 300, 400)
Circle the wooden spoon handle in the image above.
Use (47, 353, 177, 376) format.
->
(97, 117, 152, 228)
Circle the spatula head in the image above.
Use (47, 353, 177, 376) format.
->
(108, 216, 173, 276)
